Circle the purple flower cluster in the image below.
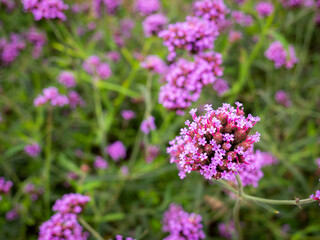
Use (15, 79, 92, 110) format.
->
(104, 0, 123, 14)
(52, 193, 90, 214)
(1, 0, 16, 11)
(225, 149, 278, 187)
(114, 235, 135, 240)
(310, 190, 320, 205)
(231, 11, 253, 26)
(121, 110, 136, 120)
(143, 13, 168, 37)
(0, 34, 26, 66)
(162, 204, 205, 240)
(159, 16, 219, 61)
(255, 2, 274, 18)
(71, 3, 90, 14)
(159, 52, 223, 113)
(145, 145, 160, 163)
(105, 141, 126, 161)
(39, 213, 89, 240)
(275, 90, 291, 107)
(58, 71, 76, 88)
(25, 27, 47, 59)
(213, 78, 229, 96)
(193, 0, 229, 23)
(228, 30, 242, 43)
(22, 0, 69, 21)
(134, 0, 160, 16)
(68, 91, 86, 109)
(141, 116, 156, 134)
(34, 87, 69, 107)
(6, 207, 20, 221)
(265, 41, 298, 69)
(24, 143, 41, 157)
(281, 0, 305, 8)
(24, 183, 44, 201)
(167, 102, 260, 180)
(141, 55, 167, 74)
(218, 221, 236, 239)
(94, 156, 108, 169)
(0, 177, 13, 200)
(83, 55, 112, 80)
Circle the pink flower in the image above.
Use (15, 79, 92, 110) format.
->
(141, 116, 156, 134)
(94, 156, 108, 169)
(52, 193, 90, 214)
(255, 2, 274, 18)
(121, 110, 136, 120)
(265, 41, 298, 69)
(58, 71, 76, 88)
(275, 90, 291, 107)
(24, 143, 41, 157)
(141, 55, 167, 74)
(105, 141, 126, 161)
(142, 13, 168, 37)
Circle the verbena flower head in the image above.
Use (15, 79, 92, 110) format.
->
(134, 0, 160, 16)
(143, 13, 168, 37)
(213, 78, 229, 96)
(310, 190, 320, 205)
(265, 41, 298, 69)
(281, 0, 305, 8)
(141, 55, 167, 74)
(24, 183, 44, 201)
(159, 17, 219, 61)
(225, 149, 278, 187)
(25, 27, 47, 58)
(52, 193, 90, 214)
(0, 177, 13, 200)
(231, 11, 253, 26)
(1, 0, 16, 11)
(24, 143, 41, 157)
(167, 102, 260, 180)
(146, 145, 160, 163)
(121, 110, 136, 120)
(255, 2, 274, 18)
(68, 91, 85, 109)
(39, 213, 89, 240)
(275, 90, 291, 107)
(105, 141, 126, 161)
(218, 221, 236, 239)
(0, 34, 26, 66)
(114, 235, 136, 240)
(34, 87, 69, 107)
(103, 0, 122, 14)
(159, 53, 223, 113)
(94, 156, 108, 169)
(83, 55, 112, 79)
(6, 207, 20, 221)
(22, 0, 69, 21)
(228, 30, 242, 43)
(58, 71, 76, 88)
(193, 0, 229, 23)
(107, 51, 121, 62)
(141, 116, 156, 134)
(162, 204, 205, 240)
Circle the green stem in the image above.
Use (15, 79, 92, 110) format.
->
(233, 199, 242, 240)
(79, 217, 104, 240)
(216, 180, 238, 195)
(242, 193, 315, 206)
(93, 81, 106, 154)
(44, 107, 53, 216)
(233, 174, 243, 240)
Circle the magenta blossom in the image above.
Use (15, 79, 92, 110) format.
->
(115, 235, 136, 240)
(265, 41, 298, 69)
(25, 27, 47, 59)
(39, 213, 89, 240)
(94, 156, 108, 169)
(0, 34, 26, 66)
(83, 55, 112, 80)
(159, 17, 219, 61)
(218, 221, 237, 239)
(134, 0, 160, 16)
(228, 30, 242, 43)
(58, 71, 76, 88)
(255, 2, 274, 18)
(141, 55, 167, 74)
(52, 193, 90, 214)
(22, 0, 69, 21)
(231, 11, 253, 26)
(68, 91, 85, 109)
(121, 110, 136, 120)
(167, 103, 260, 180)
(275, 90, 291, 107)
(213, 78, 229, 96)
(24, 143, 41, 157)
(0, 177, 13, 201)
(310, 190, 320, 205)
(163, 204, 205, 240)
(193, 0, 229, 23)
(141, 116, 156, 134)
(34, 87, 69, 107)
(143, 13, 168, 37)
(105, 141, 126, 161)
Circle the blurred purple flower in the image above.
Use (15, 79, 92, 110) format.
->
(25, 27, 47, 59)
(275, 90, 292, 107)
(134, 0, 160, 16)
(52, 193, 90, 214)
(94, 156, 108, 169)
(24, 143, 41, 157)
(228, 30, 242, 43)
(141, 116, 156, 134)
(105, 141, 126, 161)
(218, 221, 237, 239)
(143, 13, 168, 37)
(213, 78, 229, 96)
(193, 0, 229, 23)
(265, 41, 298, 69)
(58, 71, 76, 88)
(141, 55, 167, 74)
(255, 2, 274, 18)
(121, 110, 136, 120)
